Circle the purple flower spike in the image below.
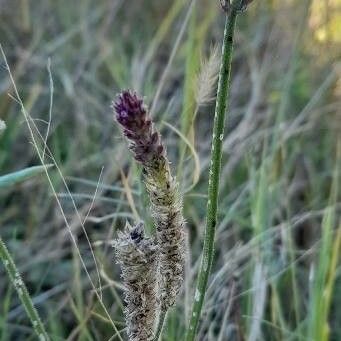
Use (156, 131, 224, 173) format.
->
(114, 90, 146, 125)
(113, 90, 164, 164)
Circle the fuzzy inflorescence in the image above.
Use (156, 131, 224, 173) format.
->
(113, 90, 186, 313)
(114, 223, 158, 341)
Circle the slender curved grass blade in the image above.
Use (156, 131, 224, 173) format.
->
(0, 164, 53, 189)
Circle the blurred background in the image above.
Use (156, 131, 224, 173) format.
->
(0, 0, 340, 340)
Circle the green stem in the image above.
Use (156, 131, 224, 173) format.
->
(0, 236, 49, 340)
(185, 3, 240, 340)
(153, 310, 167, 341)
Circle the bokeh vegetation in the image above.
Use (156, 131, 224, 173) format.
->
(0, 0, 340, 340)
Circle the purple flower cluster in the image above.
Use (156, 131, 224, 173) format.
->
(113, 90, 164, 163)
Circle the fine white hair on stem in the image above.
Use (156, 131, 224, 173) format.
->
(195, 45, 220, 106)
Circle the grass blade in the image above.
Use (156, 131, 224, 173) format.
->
(0, 164, 53, 189)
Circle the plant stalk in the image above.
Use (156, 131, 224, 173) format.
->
(0, 236, 49, 340)
(185, 2, 239, 340)
(153, 310, 167, 341)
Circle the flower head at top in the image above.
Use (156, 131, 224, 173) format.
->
(113, 90, 164, 163)
(114, 90, 147, 128)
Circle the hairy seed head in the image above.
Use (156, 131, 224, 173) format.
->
(113, 90, 186, 313)
(195, 45, 220, 106)
(114, 222, 158, 341)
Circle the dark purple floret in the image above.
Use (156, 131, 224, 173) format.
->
(114, 90, 146, 126)
(113, 90, 165, 164)
(130, 222, 144, 244)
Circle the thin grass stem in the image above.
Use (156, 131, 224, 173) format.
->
(153, 310, 167, 341)
(0, 237, 49, 340)
(185, 2, 241, 340)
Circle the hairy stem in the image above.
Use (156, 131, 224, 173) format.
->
(153, 310, 167, 341)
(185, 3, 239, 340)
(0, 236, 49, 340)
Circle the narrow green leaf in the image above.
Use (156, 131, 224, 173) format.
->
(0, 164, 53, 189)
